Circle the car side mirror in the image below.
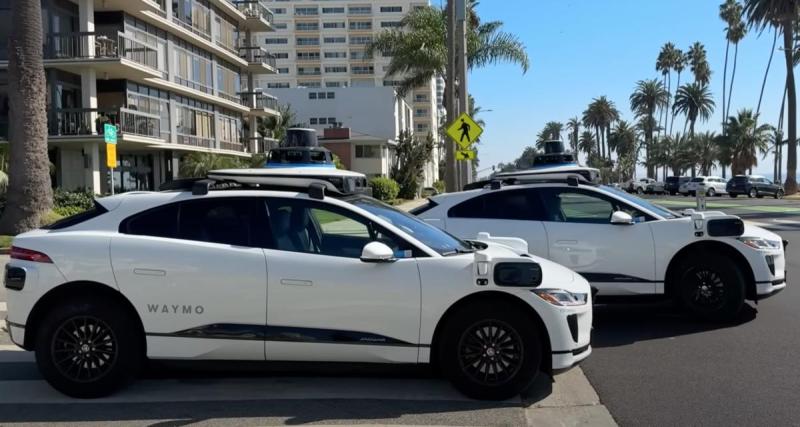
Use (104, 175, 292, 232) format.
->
(360, 241, 397, 263)
(610, 211, 634, 225)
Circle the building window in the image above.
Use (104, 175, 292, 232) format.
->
(309, 91, 335, 99)
(381, 21, 402, 28)
(324, 36, 346, 44)
(297, 51, 321, 60)
(172, 45, 214, 94)
(350, 50, 372, 60)
(298, 81, 322, 88)
(296, 37, 320, 46)
(349, 36, 373, 45)
(297, 66, 321, 76)
(353, 66, 374, 75)
(383, 80, 402, 86)
(348, 6, 372, 15)
(277, 67, 289, 74)
(295, 7, 319, 16)
(323, 22, 345, 29)
(380, 6, 403, 12)
(324, 51, 347, 58)
(416, 123, 429, 132)
(273, 22, 288, 29)
(267, 82, 290, 88)
(310, 118, 317, 125)
(322, 7, 345, 14)
(273, 52, 289, 59)
(415, 108, 428, 117)
(272, 8, 286, 14)
(324, 66, 347, 73)
(355, 145, 382, 158)
(415, 94, 428, 102)
(349, 21, 372, 30)
(326, 81, 347, 87)
(296, 22, 320, 31)
(265, 37, 288, 44)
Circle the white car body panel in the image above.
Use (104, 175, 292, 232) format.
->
(683, 176, 728, 195)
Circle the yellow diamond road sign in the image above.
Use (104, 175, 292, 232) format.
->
(456, 149, 476, 160)
(446, 112, 483, 150)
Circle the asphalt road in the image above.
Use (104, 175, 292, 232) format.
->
(582, 195, 800, 426)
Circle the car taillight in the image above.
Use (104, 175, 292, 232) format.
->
(10, 246, 53, 263)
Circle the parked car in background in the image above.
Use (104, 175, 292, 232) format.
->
(626, 178, 658, 194)
(645, 180, 665, 194)
(683, 176, 728, 196)
(727, 175, 784, 199)
(665, 176, 690, 195)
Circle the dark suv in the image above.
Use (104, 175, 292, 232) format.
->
(727, 175, 784, 198)
(665, 176, 690, 195)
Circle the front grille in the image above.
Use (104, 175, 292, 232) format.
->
(766, 255, 776, 275)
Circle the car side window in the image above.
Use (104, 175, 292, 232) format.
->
(540, 188, 648, 224)
(266, 198, 415, 259)
(122, 203, 179, 238)
(448, 189, 546, 220)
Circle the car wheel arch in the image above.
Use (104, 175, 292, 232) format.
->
(428, 290, 552, 375)
(23, 281, 146, 353)
(664, 241, 756, 300)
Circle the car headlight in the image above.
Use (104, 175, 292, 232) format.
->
(737, 236, 782, 250)
(532, 289, 588, 306)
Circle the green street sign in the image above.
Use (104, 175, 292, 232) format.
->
(104, 123, 117, 144)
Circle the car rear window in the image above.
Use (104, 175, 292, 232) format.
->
(409, 199, 439, 216)
(690, 177, 704, 182)
(42, 201, 108, 230)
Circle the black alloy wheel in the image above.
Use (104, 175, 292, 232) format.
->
(749, 188, 758, 198)
(678, 254, 745, 321)
(684, 269, 726, 311)
(51, 316, 118, 383)
(457, 320, 523, 387)
(776, 189, 785, 199)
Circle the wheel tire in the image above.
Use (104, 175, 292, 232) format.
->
(35, 297, 143, 398)
(748, 188, 757, 198)
(636, 187, 644, 195)
(776, 189, 784, 199)
(683, 192, 689, 197)
(729, 193, 738, 198)
(439, 303, 542, 400)
(707, 188, 716, 197)
(677, 254, 746, 321)
(669, 191, 676, 196)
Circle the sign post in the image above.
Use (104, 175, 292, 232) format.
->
(104, 123, 118, 195)
(446, 112, 483, 177)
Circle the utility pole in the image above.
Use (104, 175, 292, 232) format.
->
(456, 0, 470, 186)
(444, 0, 459, 192)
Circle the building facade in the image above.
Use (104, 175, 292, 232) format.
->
(0, 0, 280, 194)
(271, 86, 413, 178)
(255, 0, 440, 185)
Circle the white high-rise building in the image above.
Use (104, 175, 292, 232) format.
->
(256, 0, 440, 186)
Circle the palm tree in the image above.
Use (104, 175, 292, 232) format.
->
(0, 0, 52, 234)
(630, 79, 670, 177)
(695, 131, 720, 175)
(688, 42, 712, 85)
(720, 0, 737, 129)
(722, 1, 747, 122)
(715, 133, 734, 178)
(756, 27, 780, 118)
(744, 0, 798, 193)
(537, 121, 564, 146)
(566, 117, 581, 154)
(578, 131, 596, 159)
(673, 83, 716, 137)
(670, 49, 687, 135)
(726, 109, 773, 174)
(179, 152, 243, 178)
(584, 97, 619, 160)
(258, 104, 296, 145)
(610, 120, 638, 180)
(368, 3, 529, 95)
(656, 43, 677, 137)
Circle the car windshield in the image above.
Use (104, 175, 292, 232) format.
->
(600, 186, 678, 219)
(347, 196, 474, 256)
(733, 176, 749, 183)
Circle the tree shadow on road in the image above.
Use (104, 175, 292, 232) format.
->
(590, 302, 758, 348)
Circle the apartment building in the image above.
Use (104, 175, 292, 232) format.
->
(0, 0, 280, 194)
(271, 86, 413, 177)
(256, 0, 440, 185)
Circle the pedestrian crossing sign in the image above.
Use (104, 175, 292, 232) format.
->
(446, 113, 483, 150)
(455, 149, 476, 161)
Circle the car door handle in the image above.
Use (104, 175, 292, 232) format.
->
(281, 279, 313, 287)
(133, 268, 166, 276)
(555, 240, 578, 245)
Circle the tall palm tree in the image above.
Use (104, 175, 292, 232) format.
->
(578, 131, 596, 159)
(695, 131, 720, 175)
(688, 42, 712, 85)
(368, 3, 529, 95)
(673, 83, 716, 136)
(723, 2, 747, 122)
(0, 0, 52, 234)
(566, 117, 581, 154)
(720, 0, 737, 129)
(584, 96, 619, 160)
(582, 104, 603, 158)
(610, 120, 638, 181)
(536, 121, 563, 149)
(744, 0, 798, 193)
(258, 104, 296, 145)
(670, 49, 687, 135)
(630, 79, 669, 177)
(715, 133, 734, 178)
(756, 27, 779, 118)
(726, 109, 773, 174)
(656, 43, 677, 137)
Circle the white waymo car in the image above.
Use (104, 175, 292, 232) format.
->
(4, 169, 591, 400)
(415, 172, 787, 320)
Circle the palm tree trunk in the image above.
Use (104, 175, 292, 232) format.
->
(671, 71, 681, 135)
(722, 40, 730, 136)
(783, 20, 797, 194)
(726, 43, 739, 122)
(595, 127, 601, 159)
(0, 0, 53, 234)
(757, 29, 779, 118)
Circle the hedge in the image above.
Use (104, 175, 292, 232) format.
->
(369, 177, 400, 202)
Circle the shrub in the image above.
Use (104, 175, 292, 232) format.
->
(433, 180, 446, 194)
(369, 177, 399, 202)
(53, 189, 95, 216)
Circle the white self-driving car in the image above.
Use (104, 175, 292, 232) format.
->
(4, 169, 591, 400)
(414, 173, 787, 320)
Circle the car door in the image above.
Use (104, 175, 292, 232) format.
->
(440, 188, 550, 256)
(111, 197, 269, 360)
(537, 187, 658, 296)
(760, 178, 776, 195)
(261, 197, 422, 363)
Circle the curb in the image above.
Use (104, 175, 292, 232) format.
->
(523, 368, 617, 426)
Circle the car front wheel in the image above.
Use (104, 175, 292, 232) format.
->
(35, 298, 143, 398)
(775, 189, 785, 199)
(439, 303, 542, 400)
(729, 193, 738, 198)
(749, 188, 757, 198)
(677, 254, 745, 321)
(707, 188, 716, 197)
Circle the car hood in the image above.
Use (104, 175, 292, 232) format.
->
(476, 242, 585, 292)
(741, 222, 783, 242)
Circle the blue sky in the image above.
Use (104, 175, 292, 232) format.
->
(468, 0, 787, 178)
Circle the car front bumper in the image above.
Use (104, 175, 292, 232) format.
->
(4, 317, 25, 349)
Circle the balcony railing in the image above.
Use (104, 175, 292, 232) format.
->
(239, 91, 279, 110)
(234, 1, 274, 23)
(49, 108, 162, 139)
(239, 46, 277, 68)
(173, 2, 212, 40)
(45, 31, 160, 72)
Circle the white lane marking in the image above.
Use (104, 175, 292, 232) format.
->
(0, 377, 490, 404)
(0, 302, 6, 312)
